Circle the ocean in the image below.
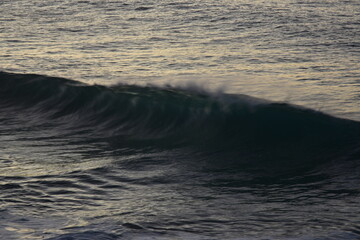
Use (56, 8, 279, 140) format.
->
(0, 0, 359, 239)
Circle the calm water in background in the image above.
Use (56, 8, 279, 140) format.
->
(1, 0, 359, 120)
(0, 0, 360, 239)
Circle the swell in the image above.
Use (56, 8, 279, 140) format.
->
(1, 71, 359, 169)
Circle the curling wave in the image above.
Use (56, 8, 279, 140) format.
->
(1, 71, 359, 170)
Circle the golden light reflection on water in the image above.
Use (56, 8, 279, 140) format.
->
(1, 1, 360, 240)
(1, 0, 359, 121)
(0, 150, 114, 178)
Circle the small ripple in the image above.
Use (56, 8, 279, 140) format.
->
(46, 231, 118, 240)
(0, 183, 22, 190)
(134, 6, 153, 11)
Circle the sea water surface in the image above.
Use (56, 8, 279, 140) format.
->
(1, 0, 360, 239)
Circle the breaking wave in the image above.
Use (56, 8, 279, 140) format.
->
(1, 71, 359, 172)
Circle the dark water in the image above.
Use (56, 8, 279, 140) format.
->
(1, 0, 360, 239)
(1, 72, 360, 239)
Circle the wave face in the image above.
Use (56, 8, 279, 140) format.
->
(1, 71, 359, 167)
(1, 72, 360, 240)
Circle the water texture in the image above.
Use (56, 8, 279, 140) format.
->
(0, 72, 359, 239)
(0, 0, 360, 239)
(1, 0, 359, 119)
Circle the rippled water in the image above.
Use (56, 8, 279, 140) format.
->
(0, 1, 360, 239)
(1, 0, 359, 119)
